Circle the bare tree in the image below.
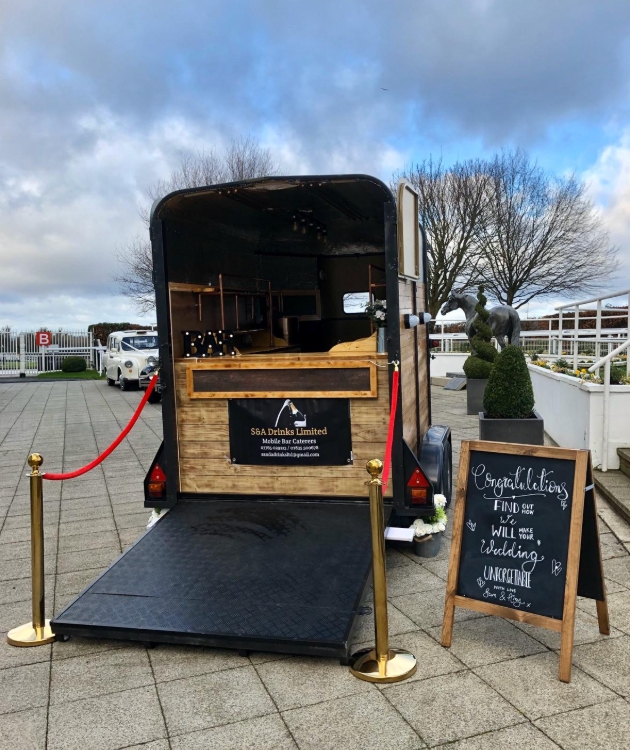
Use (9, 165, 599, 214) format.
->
(477, 149, 618, 308)
(114, 237, 156, 314)
(115, 137, 280, 312)
(395, 157, 489, 317)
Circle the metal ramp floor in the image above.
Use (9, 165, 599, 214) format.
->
(52, 499, 373, 660)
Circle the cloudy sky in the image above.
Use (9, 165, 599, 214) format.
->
(1, 0, 630, 329)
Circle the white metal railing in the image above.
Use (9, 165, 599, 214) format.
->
(556, 288, 630, 372)
(588, 338, 630, 472)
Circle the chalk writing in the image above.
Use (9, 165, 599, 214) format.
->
(457, 450, 575, 620)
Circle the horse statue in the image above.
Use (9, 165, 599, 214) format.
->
(440, 292, 521, 350)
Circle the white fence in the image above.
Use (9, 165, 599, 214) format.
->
(0, 330, 105, 377)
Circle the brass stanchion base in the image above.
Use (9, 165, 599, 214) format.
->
(349, 648, 417, 683)
(7, 620, 55, 647)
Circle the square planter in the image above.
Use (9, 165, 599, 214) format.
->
(466, 378, 487, 415)
(479, 409, 544, 445)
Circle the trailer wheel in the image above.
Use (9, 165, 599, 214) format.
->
(147, 389, 161, 404)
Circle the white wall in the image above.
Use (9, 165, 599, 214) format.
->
(429, 353, 469, 378)
(529, 365, 630, 470)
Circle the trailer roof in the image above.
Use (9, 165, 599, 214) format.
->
(151, 174, 393, 255)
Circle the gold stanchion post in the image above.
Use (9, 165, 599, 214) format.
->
(349, 459, 416, 683)
(7, 454, 55, 647)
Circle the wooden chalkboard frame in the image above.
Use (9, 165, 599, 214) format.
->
(441, 440, 609, 683)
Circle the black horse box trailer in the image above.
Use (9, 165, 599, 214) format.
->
(52, 175, 451, 662)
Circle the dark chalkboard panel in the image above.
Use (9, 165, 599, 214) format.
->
(442, 441, 609, 683)
(456, 450, 575, 620)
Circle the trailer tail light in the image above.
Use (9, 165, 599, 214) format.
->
(407, 467, 430, 504)
(148, 464, 166, 499)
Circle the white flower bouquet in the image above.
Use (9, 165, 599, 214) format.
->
(410, 494, 447, 538)
(364, 299, 387, 327)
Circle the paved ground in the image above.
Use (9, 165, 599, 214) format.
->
(1, 381, 629, 749)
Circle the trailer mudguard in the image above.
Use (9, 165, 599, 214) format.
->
(419, 425, 453, 506)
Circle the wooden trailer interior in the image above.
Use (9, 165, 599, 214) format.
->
(153, 176, 430, 499)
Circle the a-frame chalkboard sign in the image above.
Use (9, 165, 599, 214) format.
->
(441, 441, 609, 682)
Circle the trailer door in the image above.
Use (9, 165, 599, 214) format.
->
(396, 179, 430, 454)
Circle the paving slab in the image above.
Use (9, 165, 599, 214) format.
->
(0, 555, 54, 583)
(56, 545, 121, 575)
(420, 558, 450, 581)
(572, 635, 630, 696)
(603, 554, 630, 588)
(148, 643, 244, 683)
(170, 714, 298, 750)
(0, 599, 34, 633)
(384, 670, 524, 747)
(513, 605, 624, 649)
(50, 645, 154, 705)
(47, 685, 167, 750)
(0, 661, 50, 715)
(257, 655, 372, 711)
(0, 706, 48, 750)
(0, 632, 52, 671)
(598, 501, 630, 543)
(0, 575, 54, 605)
(581, 589, 630, 635)
(390, 586, 483, 630)
(594, 470, 630, 526)
(427, 616, 547, 667)
(599, 531, 628, 560)
(157, 664, 276, 736)
(535, 697, 630, 750)
(53, 566, 108, 600)
(0, 382, 629, 750)
(59, 504, 113, 523)
(475, 652, 616, 720)
(282, 690, 423, 750)
(438, 722, 561, 749)
(57, 528, 120, 553)
(384, 562, 446, 596)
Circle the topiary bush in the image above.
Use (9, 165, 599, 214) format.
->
(61, 356, 87, 373)
(483, 345, 535, 419)
(463, 285, 497, 380)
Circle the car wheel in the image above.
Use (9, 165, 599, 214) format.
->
(106, 376, 116, 386)
(120, 377, 139, 391)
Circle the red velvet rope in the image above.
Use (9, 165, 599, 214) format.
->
(43, 376, 158, 481)
(381, 366, 399, 493)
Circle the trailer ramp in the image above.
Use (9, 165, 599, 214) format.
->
(52, 499, 373, 660)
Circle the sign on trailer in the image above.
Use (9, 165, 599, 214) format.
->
(441, 440, 609, 682)
(228, 398, 353, 466)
